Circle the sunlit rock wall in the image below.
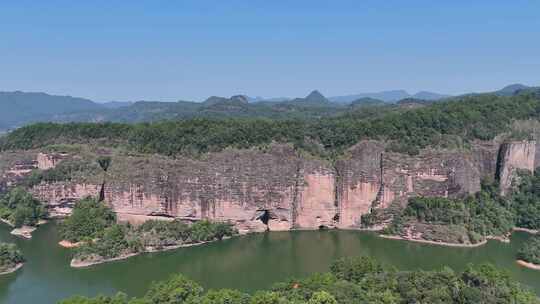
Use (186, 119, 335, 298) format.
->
(498, 141, 536, 196)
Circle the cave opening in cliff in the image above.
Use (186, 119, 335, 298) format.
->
(257, 210, 271, 225)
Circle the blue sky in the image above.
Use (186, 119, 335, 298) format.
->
(1, 1, 539, 102)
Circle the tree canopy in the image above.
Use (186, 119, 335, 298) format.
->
(58, 256, 539, 304)
(2, 93, 539, 158)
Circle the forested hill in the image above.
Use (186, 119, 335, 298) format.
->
(1, 84, 538, 132)
(2, 92, 539, 158)
(0, 91, 102, 129)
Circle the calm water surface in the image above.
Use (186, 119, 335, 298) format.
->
(0, 222, 539, 304)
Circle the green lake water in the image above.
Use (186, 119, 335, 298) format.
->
(0, 222, 539, 304)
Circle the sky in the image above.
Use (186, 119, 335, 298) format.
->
(1, 1, 539, 102)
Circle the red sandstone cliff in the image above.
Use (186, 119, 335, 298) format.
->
(1, 140, 536, 232)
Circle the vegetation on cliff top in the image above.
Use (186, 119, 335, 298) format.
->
(0, 242, 24, 273)
(1, 93, 539, 157)
(23, 158, 100, 188)
(58, 256, 539, 303)
(0, 187, 47, 227)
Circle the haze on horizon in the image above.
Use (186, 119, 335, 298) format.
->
(1, 1, 539, 102)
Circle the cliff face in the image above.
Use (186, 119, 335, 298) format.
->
(498, 141, 536, 196)
(2, 140, 536, 232)
(335, 141, 481, 228)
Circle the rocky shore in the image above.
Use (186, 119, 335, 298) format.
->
(70, 253, 139, 268)
(516, 260, 540, 271)
(10, 226, 37, 239)
(513, 227, 539, 234)
(379, 234, 488, 248)
(70, 239, 227, 268)
(58, 240, 84, 248)
(1, 219, 47, 239)
(0, 263, 23, 275)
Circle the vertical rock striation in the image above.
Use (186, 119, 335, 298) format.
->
(498, 141, 536, 196)
(2, 139, 537, 232)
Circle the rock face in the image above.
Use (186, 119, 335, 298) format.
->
(498, 141, 536, 195)
(36, 152, 68, 170)
(336, 141, 481, 228)
(2, 140, 537, 232)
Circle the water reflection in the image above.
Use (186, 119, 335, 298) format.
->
(0, 223, 538, 304)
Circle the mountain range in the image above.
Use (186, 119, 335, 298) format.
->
(0, 84, 538, 131)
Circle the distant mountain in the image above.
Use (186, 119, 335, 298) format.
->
(304, 90, 329, 103)
(285, 90, 331, 106)
(101, 101, 134, 109)
(412, 91, 451, 100)
(350, 97, 386, 108)
(203, 95, 249, 106)
(2, 84, 538, 131)
(329, 90, 450, 103)
(495, 84, 531, 96)
(329, 90, 409, 103)
(0, 91, 103, 129)
(247, 96, 290, 103)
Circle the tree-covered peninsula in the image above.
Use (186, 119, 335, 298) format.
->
(58, 197, 237, 267)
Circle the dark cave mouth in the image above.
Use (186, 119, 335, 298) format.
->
(257, 210, 271, 225)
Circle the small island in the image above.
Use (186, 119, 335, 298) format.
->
(59, 197, 237, 267)
(0, 242, 24, 275)
(517, 234, 540, 270)
(0, 187, 48, 239)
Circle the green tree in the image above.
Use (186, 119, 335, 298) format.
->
(143, 274, 203, 304)
(330, 256, 384, 283)
(59, 197, 116, 242)
(200, 289, 250, 304)
(308, 291, 337, 304)
(0, 187, 47, 227)
(0, 242, 24, 272)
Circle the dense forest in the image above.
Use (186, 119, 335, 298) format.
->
(58, 256, 539, 304)
(1, 93, 539, 158)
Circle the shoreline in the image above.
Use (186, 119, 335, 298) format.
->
(70, 239, 225, 268)
(1, 218, 48, 239)
(374, 225, 540, 247)
(513, 227, 539, 234)
(379, 234, 488, 248)
(0, 263, 23, 275)
(71, 253, 139, 268)
(10, 226, 37, 239)
(516, 260, 540, 271)
(58, 240, 84, 248)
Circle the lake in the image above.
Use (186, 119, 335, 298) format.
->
(0, 222, 539, 304)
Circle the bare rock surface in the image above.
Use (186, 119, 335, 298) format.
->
(1, 139, 537, 232)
